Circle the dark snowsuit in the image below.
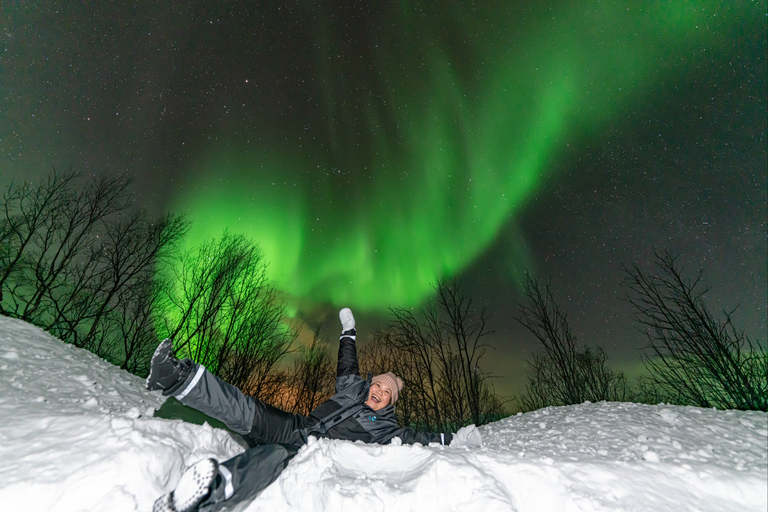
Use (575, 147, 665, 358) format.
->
(168, 329, 452, 510)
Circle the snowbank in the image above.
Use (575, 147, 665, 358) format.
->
(0, 315, 765, 511)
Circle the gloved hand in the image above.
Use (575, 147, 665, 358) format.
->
(452, 424, 483, 448)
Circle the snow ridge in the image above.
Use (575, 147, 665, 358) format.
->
(0, 315, 765, 512)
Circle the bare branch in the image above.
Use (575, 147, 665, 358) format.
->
(622, 250, 766, 411)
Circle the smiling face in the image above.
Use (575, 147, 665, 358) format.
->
(365, 380, 392, 411)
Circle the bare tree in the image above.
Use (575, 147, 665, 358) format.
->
(77, 212, 188, 370)
(112, 277, 168, 374)
(622, 250, 767, 411)
(157, 231, 297, 396)
(374, 306, 446, 431)
(13, 173, 132, 326)
(0, 169, 79, 314)
(84, 212, 187, 351)
(517, 274, 630, 411)
(217, 281, 296, 396)
(0, 170, 192, 368)
(436, 282, 492, 426)
(0, 170, 195, 374)
(280, 326, 335, 415)
(45, 211, 187, 355)
(369, 279, 503, 431)
(158, 233, 247, 358)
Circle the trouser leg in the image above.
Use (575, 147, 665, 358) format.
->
(170, 363, 316, 444)
(245, 400, 315, 446)
(199, 443, 300, 511)
(170, 363, 257, 434)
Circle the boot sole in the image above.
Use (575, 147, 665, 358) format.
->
(172, 458, 218, 512)
(145, 339, 173, 391)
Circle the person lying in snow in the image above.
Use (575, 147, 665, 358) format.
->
(147, 308, 483, 512)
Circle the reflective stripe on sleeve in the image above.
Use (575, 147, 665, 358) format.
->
(218, 464, 234, 500)
(174, 365, 205, 400)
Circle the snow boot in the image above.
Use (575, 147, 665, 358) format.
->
(145, 339, 192, 394)
(339, 307, 355, 333)
(152, 458, 219, 512)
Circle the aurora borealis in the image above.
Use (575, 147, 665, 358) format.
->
(2, 2, 766, 394)
(174, 3, 749, 310)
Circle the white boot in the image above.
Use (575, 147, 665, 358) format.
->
(339, 308, 355, 332)
(153, 459, 218, 512)
(145, 339, 191, 393)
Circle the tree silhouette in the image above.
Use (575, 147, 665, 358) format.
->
(367, 279, 504, 431)
(517, 274, 630, 411)
(156, 231, 297, 394)
(623, 250, 767, 411)
(1, 170, 187, 371)
(280, 326, 335, 415)
(1, 169, 81, 316)
(1, 170, 301, 392)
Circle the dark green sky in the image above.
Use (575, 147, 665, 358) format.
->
(2, 2, 765, 396)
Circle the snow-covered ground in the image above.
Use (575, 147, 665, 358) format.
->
(0, 315, 765, 512)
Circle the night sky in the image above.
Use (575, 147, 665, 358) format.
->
(2, 2, 766, 397)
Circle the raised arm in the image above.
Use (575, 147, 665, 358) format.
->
(337, 307, 360, 377)
(337, 330, 360, 377)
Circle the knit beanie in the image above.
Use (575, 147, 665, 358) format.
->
(371, 372, 404, 405)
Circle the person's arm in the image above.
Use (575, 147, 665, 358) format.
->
(362, 412, 453, 446)
(336, 331, 360, 378)
(336, 309, 360, 378)
(390, 427, 454, 446)
(383, 424, 482, 448)
(449, 424, 483, 448)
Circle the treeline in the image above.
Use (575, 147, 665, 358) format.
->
(516, 252, 767, 412)
(0, 170, 507, 430)
(361, 280, 506, 432)
(0, 170, 186, 372)
(2, 171, 764, 436)
(262, 279, 509, 432)
(0, 170, 298, 399)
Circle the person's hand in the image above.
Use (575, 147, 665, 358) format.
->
(452, 424, 483, 448)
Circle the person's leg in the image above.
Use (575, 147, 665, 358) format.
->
(199, 443, 300, 511)
(169, 362, 318, 445)
(245, 400, 314, 446)
(152, 444, 299, 512)
(168, 362, 257, 435)
(147, 339, 314, 443)
(152, 458, 218, 512)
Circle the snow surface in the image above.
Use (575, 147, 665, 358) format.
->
(0, 315, 765, 512)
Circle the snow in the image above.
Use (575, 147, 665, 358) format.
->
(0, 315, 765, 512)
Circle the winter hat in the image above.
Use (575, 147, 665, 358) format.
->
(371, 372, 404, 405)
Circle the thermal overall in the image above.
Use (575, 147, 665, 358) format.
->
(167, 329, 452, 510)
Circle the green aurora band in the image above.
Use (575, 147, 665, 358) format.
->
(173, 2, 751, 312)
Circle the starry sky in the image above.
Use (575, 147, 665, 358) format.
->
(2, 2, 766, 397)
